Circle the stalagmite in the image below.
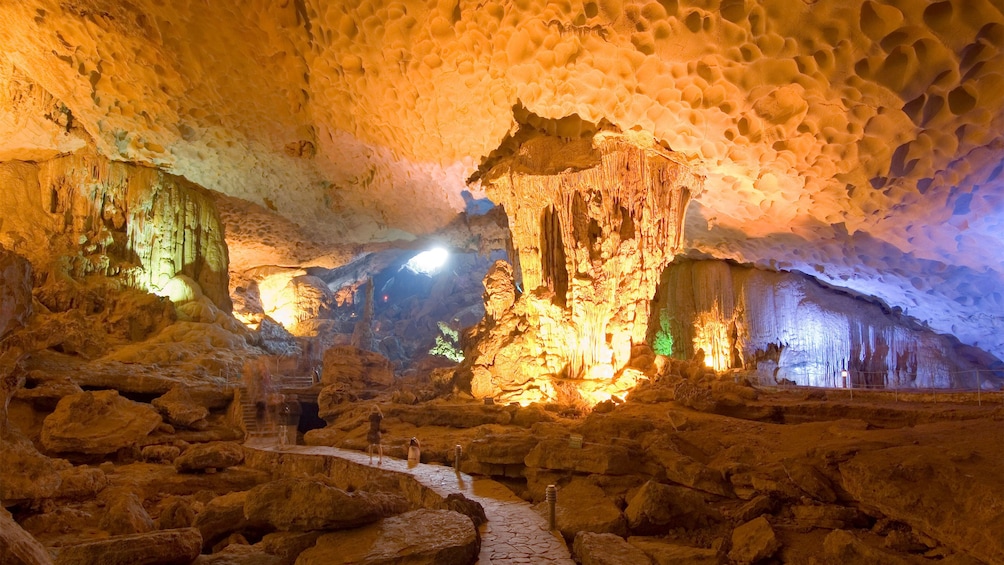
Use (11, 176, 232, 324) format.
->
(464, 128, 700, 403)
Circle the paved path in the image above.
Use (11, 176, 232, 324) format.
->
(246, 442, 575, 565)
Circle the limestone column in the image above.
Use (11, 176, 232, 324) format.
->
(478, 131, 700, 379)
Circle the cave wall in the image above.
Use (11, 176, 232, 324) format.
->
(0, 246, 32, 340)
(0, 151, 231, 311)
(654, 259, 1001, 390)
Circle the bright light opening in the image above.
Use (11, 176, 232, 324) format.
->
(405, 247, 449, 275)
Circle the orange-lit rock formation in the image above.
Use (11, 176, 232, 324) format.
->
(463, 130, 697, 403)
(1, 0, 1002, 358)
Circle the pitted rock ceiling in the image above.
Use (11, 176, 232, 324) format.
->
(1, 0, 1003, 357)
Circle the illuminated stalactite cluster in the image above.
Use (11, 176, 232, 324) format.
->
(0, 151, 230, 310)
(654, 260, 1001, 389)
(465, 131, 700, 404)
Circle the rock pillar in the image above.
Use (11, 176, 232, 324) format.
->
(467, 131, 700, 402)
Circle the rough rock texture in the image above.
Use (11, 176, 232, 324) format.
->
(174, 442, 245, 473)
(52, 527, 202, 565)
(295, 509, 480, 565)
(1, 0, 1003, 362)
(0, 246, 31, 339)
(99, 488, 155, 535)
(39, 390, 162, 456)
(194, 491, 262, 552)
(525, 438, 633, 475)
(840, 445, 1004, 564)
(0, 151, 230, 310)
(465, 131, 697, 403)
(655, 259, 1002, 388)
(243, 478, 408, 532)
(728, 516, 780, 565)
(627, 537, 720, 565)
(822, 530, 911, 565)
(573, 532, 653, 565)
(0, 507, 53, 565)
(534, 479, 627, 539)
(153, 386, 210, 430)
(321, 345, 394, 390)
(624, 480, 711, 535)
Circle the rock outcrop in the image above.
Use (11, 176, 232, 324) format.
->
(0, 246, 31, 340)
(39, 390, 162, 456)
(243, 478, 407, 532)
(296, 509, 480, 565)
(464, 131, 699, 404)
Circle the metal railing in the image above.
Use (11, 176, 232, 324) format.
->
(746, 369, 1004, 407)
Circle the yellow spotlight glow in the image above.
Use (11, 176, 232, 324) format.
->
(693, 302, 732, 371)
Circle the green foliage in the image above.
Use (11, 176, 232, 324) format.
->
(653, 310, 675, 356)
(430, 321, 464, 363)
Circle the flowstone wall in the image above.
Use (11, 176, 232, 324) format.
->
(654, 259, 1001, 390)
(0, 150, 230, 311)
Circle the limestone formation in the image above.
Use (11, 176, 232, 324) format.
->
(243, 478, 408, 532)
(153, 386, 210, 430)
(0, 507, 53, 565)
(0, 151, 231, 311)
(534, 479, 627, 539)
(573, 532, 653, 565)
(51, 527, 202, 565)
(465, 130, 698, 403)
(174, 442, 245, 473)
(0, 246, 31, 340)
(39, 390, 162, 456)
(654, 259, 1002, 388)
(627, 537, 721, 565)
(728, 516, 780, 565)
(624, 480, 712, 535)
(296, 509, 480, 565)
(320, 345, 394, 391)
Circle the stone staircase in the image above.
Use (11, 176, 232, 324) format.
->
(238, 373, 318, 442)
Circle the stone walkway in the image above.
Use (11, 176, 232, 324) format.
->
(246, 442, 575, 565)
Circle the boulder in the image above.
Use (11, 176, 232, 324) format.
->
(256, 531, 322, 564)
(573, 532, 653, 565)
(244, 478, 407, 531)
(822, 530, 910, 565)
(624, 481, 711, 535)
(157, 497, 197, 529)
(321, 346, 394, 389)
(728, 517, 780, 565)
(54, 466, 108, 499)
(525, 438, 634, 475)
(194, 491, 262, 551)
(534, 480, 627, 539)
(40, 390, 162, 455)
(52, 528, 202, 565)
(442, 493, 488, 528)
(142, 444, 182, 463)
(153, 386, 210, 430)
(0, 430, 71, 502)
(783, 460, 837, 503)
(728, 495, 778, 523)
(192, 544, 281, 565)
(99, 488, 155, 535)
(652, 448, 732, 497)
(175, 442, 245, 473)
(840, 445, 1004, 564)
(791, 504, 866, 530)
(627, 537, 721, 565)
(295, 509, 479, 565)
(0, 507, 53, 565)
(464, 432, 537, 475)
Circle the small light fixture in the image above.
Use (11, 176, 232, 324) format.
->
(841, 369, 849, 388)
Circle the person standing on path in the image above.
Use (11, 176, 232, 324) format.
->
(367, 405, 384, 464)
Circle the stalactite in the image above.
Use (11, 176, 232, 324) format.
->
(469, 130, 700, 399)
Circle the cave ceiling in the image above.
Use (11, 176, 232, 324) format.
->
(1, 0, 1003, 357)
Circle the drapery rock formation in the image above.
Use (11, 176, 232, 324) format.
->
(0, 151, 230, 310)
(654, 259, 1002, 389)
(463, 130, 698, 402)
(0, 247, 31, 340)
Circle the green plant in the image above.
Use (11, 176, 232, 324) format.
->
(653, 310, 675, 356)
(430, 321, 464, 362)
